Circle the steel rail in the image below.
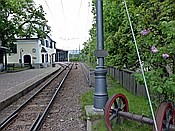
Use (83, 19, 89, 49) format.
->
(58, 62, 71, 69)
(0, 63, 71, 130)
(30, 63, 74, 131)
(80, 62, 89, 83)
(80, 62, 94, 87)
(29, 113, 42, 131)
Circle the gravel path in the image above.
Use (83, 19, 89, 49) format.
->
(40, 63, 90, 131)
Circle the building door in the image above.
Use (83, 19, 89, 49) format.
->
(24, 55, 31, 64)
(42, 54, 44, 63)
(0, 52, 3, 63)
(0, 52, 3, 71)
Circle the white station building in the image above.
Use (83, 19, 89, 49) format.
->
(7, 34, 56, 68)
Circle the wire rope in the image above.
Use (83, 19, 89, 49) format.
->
(44, 0, 53, 16)
(123, 0, 158, 130)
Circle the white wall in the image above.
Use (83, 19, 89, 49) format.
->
(7, 36, 56, 67)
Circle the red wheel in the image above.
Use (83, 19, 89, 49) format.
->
(154, 102, 175, 131)
(104, 93, 129, 131)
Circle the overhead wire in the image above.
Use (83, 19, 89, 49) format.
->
(41, 0, 91, 50)
(44, 0, 53, 16)
(39, 0, 68, 49)
(74, 0, 83, 38)
(85, 0, 91, 40)
(60, 0, 68, 40)
(43, 0, 58, 37)
(123, 0, 158, 130)
(60, 0, 66, 29)
(45, 0, 67, 35)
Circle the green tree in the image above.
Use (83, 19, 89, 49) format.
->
(0, 0, 49, 48)
(82, 0, 175, 104)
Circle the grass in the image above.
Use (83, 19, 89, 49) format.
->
(80, 75, 153, 131)
(7, 66, 30, 72)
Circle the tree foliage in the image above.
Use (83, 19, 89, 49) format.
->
(0, 0, 49, 47)
(81, 0, 175, 104)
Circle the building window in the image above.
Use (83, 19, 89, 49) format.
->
(42, 54, 44, 63)
(50, 41, 53, 48)
(10, 44, 17, 53)
(41, 39, 44, 46)
(46, 40, 49, 47)
(45, 54, 48, 62)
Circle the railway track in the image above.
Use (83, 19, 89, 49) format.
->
(0, 62, 73, 131)
(80, 62, 95, 87)
(80, 62, 89, 84)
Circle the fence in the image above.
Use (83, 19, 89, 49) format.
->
(107, 66, 146, 97)
(81, 63, 95, 87)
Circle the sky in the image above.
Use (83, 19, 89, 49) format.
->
(34, 0, 93, 51)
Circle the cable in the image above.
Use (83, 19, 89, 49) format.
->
(44, 0, 54, 17)
(74, 0, 83, 37)
(60, 0, 66, 25)
(123, 0, 158, 131)
(60, 0, 68, 39)
(85, 0, 90, 40)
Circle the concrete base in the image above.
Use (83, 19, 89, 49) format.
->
(85, 105, 104, 131)
(32, 63, 41, 69)
(40, 63, 47, 68)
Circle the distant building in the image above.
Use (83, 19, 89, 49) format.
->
(55, 49, 69, 62)
(69, 50, 80, 59)
(7, 34, 56, 68)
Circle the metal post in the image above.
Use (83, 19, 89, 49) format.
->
(4, 52, 7, 71)
(93, 0, 108, 110)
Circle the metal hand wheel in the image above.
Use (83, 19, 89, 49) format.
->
(154, 102, 175, 131)
(104, 93, 129, 131)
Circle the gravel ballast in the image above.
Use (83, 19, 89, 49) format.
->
(40, 63, 91, 131)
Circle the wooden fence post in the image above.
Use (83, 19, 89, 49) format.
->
(108, 67, 146, 98)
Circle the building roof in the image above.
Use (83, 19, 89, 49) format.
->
(15, 38, 39, 41)
(15, 34, 56, 43)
